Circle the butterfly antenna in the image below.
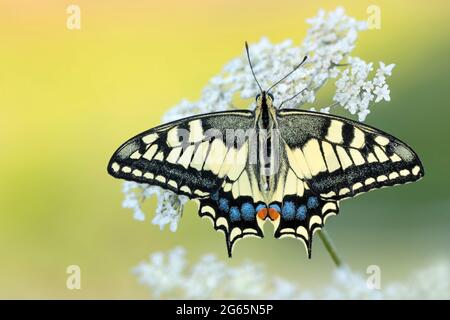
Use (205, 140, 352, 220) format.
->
(278, 87, 307, 109)
(267, 55, 308, 93)
(245, 41, 263, 93)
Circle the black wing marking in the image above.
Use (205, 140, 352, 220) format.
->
(277, 109, 424, 201)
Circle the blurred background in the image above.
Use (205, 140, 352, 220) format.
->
(0, 0, 449, 298)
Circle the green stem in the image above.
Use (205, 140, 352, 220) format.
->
(317, 229, 343, 267)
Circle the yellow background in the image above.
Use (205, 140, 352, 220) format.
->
(0, 0, 449, 298)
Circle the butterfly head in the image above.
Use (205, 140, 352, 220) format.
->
(245, 41, 307, 110)
(255, 91, 274, 108)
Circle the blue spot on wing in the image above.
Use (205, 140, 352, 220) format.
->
(282, 201, 296, 220)
(269, 204, 281, 212)
(296, 205, 307, 220)
(219, 198, 229, 212)
(211, 191, 219, 201)
(241, 203, 255, 221)
(255, 204, 266, 212)
(229, 207, 241, 222)
(307, 196, 319, 209)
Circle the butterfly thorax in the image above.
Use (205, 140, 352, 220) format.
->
(254, 91, 277, 130)
(253, 92, 284, 200)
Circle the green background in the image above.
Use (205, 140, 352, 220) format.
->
(0, 0, 448, 298)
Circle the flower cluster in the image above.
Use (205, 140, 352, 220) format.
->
(134, 247, 449, 299)
(334, 58, 395, 121)
(122, 181, 187, 232)
(121, 7, 395, 234)
(133, 247, 306, 299)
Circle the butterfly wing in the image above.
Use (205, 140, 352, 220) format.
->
(278, 109, 424, 198)
(108, 110, 264, 256)
(195, 158, 266, 257)
(266, 164, 340, 257)
(272, 109, 424, 256)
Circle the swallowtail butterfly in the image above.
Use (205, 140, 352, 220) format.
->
(108, 43, 424, 258)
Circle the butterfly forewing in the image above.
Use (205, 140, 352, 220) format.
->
(108, 110, 255, 197)
(277, 109, 424, 200)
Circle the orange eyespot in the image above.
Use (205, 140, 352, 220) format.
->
(267, 208, 280, 221)
(257, 207, 280, 221)
(257, 208, 268, 220)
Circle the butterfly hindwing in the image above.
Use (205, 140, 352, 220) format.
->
(197, 190, 265, 257)
(265, 165, 340, 257)
(277, 109, 424, 200)
(273, 192, 339, 257)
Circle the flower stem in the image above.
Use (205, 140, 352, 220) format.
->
(317, 229, 343, 267)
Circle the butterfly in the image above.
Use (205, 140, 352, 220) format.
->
(107, 43, 424, 258)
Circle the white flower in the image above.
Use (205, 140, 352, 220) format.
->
(134, 247, 450, 299)
(183, 255, 228, 298)
(323, 267, 383, 299)
(384, 261, 449, 299)
(160, 7, 370, 120)
(358, 108, 371, 122)
(333, 56, 394, 116)
(378, 62, 395, 76)
(152, 191, 188, 232)
(133, 247, 186, 296)
(374, 84, 391, 102)
(270, 277, 303, 299)
(373, 74, 386, 87)
(226, 262, 267, 298)
(122, 182, 148, 221)
(320, 107, 331, 113)
(362, 80, 374, 92)
(121, 181, 187, 231)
